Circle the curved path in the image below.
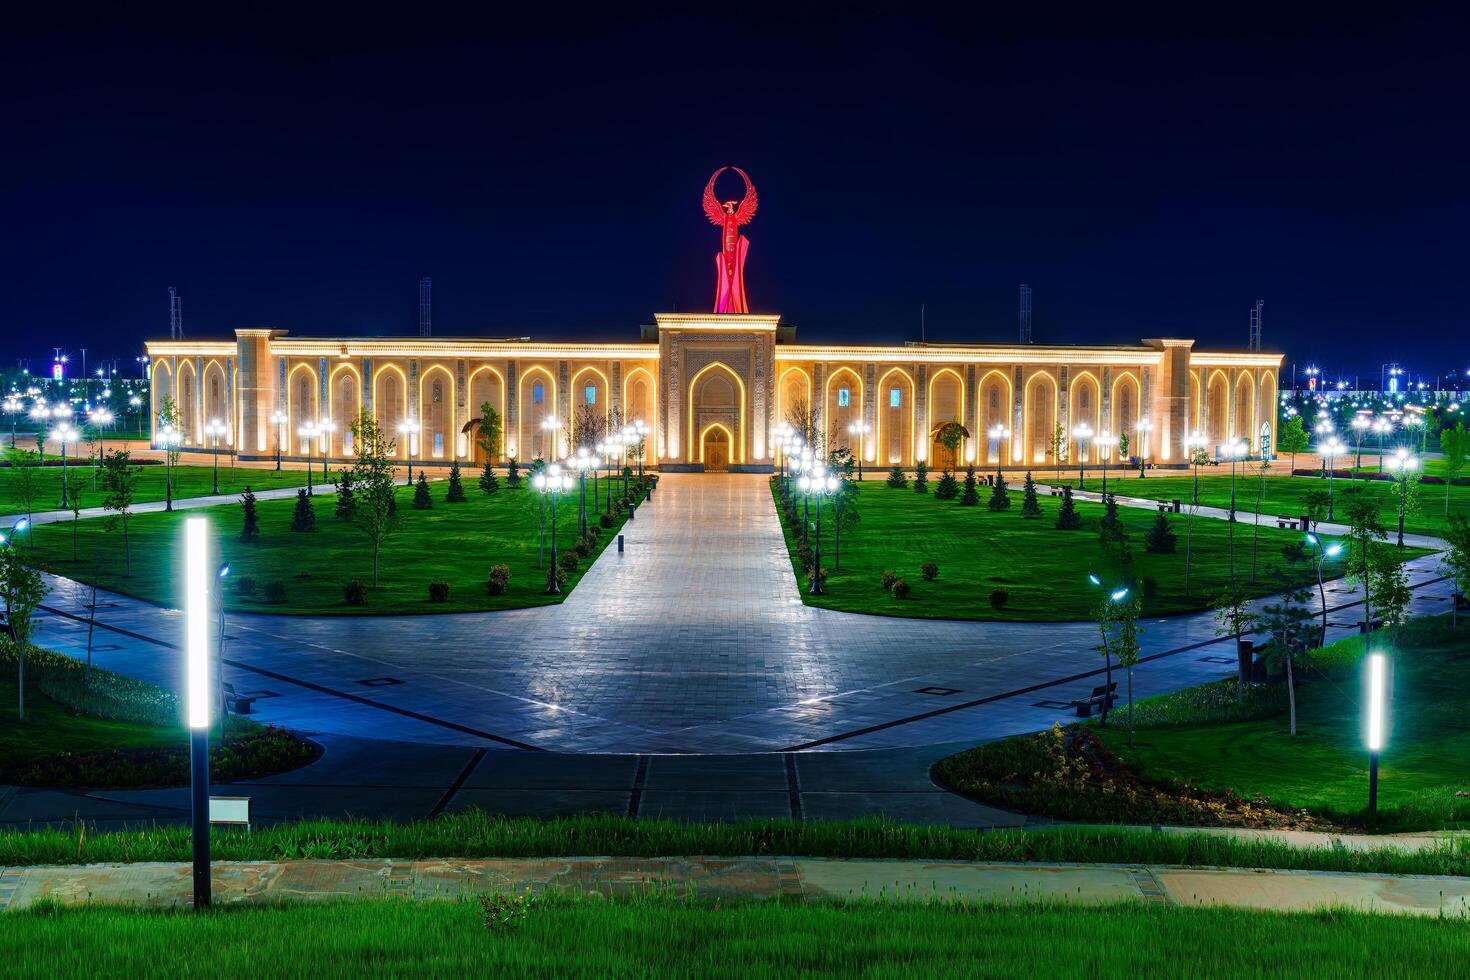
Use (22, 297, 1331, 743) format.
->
(21, 475, 1454, 756)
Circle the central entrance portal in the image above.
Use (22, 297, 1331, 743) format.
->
(702, 426, 730, 471)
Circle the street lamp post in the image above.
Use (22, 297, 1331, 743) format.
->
(1185, 431, 1207, 505)
(532, 465, 574, 594)
(397, 418, 420, 487)
(204, 418, 227, 494)
(847, 419, 870, 480)
(570, 447, 593, 537)
(1320, 436, 1345, 520)
(541, 415, 563, 463)
(53, 422, 79, 507)
(88, 406, 114, 483)
(1305, 534, 1343, 647)
(1314, 420, 1335, 477)
(158, 424, 182, 511)
(183, 517, 213, 909)
(270, 411, 286, 471)
(1095, 430, 1117, 496)
(1385, 448, 1419, 548)
(1226, 439, 1248, 522)
(1365, 652, 1387, 814)
(988, 424, 1009, 485)
(1372, 416, 1392, 473)
(1135, 417, 1153, 477)
(3, 396, 21, 447)
(297, 421, 318, 495)
(631, 419, 649, 479)
(798, 465, 837, 595)
(1350, 414, 1370, 474)
(1072, 422, 1093, 490)
(319, 419, 336, 481)
(793, 451, 814, 545)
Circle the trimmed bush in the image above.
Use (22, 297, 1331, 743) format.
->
(891, 578, 912, 599)
(1142, 576, 1160, 602)
(1098, 492, 1128, 551)
(344, 579, 367, 606)
(427, 580, 450, 602)
(600, 513, 614, 529)
(1055, 486, 1082, 530)
(959, 467, 979, 506)
(240, 487, 260, 541)
(506, 456, 521, 487)
(558, 550, 580, 576)
(479, 462, 500, 494)
(573, 540, 591, 558)
(289, 488, 315, 532)
(880, 570, 899, 591)
(886, 465, 907, 488)
(1144, 509, 1178, 554)
(486, 564, 512, 595)
(446, 461, 467, 502)
(990, 587, 1010, 610)
(934, 469, 959, 500)
(921, 560, 939, 581)
(913, 461, 929, 493)
(1021, 471, 1042, 518)
(234, 574, 258, 597)
(413, 472, 433, 509)
(264, 581, 287, 604)
(334, 472, 356, 520)
(987, 474, 1010, 511)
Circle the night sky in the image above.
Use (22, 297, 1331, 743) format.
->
(4, 8, 1467, 383)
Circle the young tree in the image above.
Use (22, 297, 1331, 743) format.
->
(1439, 422, 1469, 517)
(240, 486, 261, 541)
(1342, 486, 1387, 649)
(1144, 509, 1177, 553)
(479, 461, 501, 494)
(934, 466, 959, 500)
(912, 460, 929, 493)
(290, 487, 316, 531)
(1256, 579, 1315, 735)
(783, 396, 822, 454)
(1048, 422, 1067, 482)
(1212, 583, 1257, 702)
(445, 460, 467, 502)
(1276, 414, 1310, 470)
(1105, 595, 1143, 745)
(99, 449, 139, 575)
(885, 464, 907, 489)
(958, 465, 980, 506)
(506, 456, 521, 488)
(1302, 488, 1329, 535)
(1016, 472, 1041, 519)
(1370, 548, 1413, 647)
(1442, 513, 1470, 627)
(1055, 485, 1082, 530)
(1097, 492, 1128, 553)
(1249, 457, 1272, 585)
(0, 544, 48, 722)
(1116, 432, 1130, 470)
(5, 448, 42, 537)
(413, 471, 433, 509)
(935, 421, 967, 480)
(349, 410, 402, 588)
(987, 471, 1010, 511)
(334, 470, 357, 520)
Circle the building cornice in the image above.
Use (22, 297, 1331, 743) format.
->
(1188, 352, 1285, 368)
(268, 338, 660, 360)
(145, 341, 237, 356)
(774, 344, 1166, 366)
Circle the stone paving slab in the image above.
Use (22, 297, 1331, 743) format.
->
(7, 857, 1470, 916)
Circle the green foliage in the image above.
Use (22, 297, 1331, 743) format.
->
(412, 472, 433, 509)
(1441, 422, 1470, 515)
(890, 577, 911, 599)
(1144, 509, 1177, 553)
(1302, 488, 1329, 529)
(959, 466, 979, 505)
(479, 462, 500, 495)
(239, 486, 260, 541)
(920, 561, 939, 581)
(912, 460, 928, 493)
(5, 448, 42, 528)
(467, 402, 503, 461)
(0, 546, 49, 721)
(344, 579, 366, 606)
(1443, 513, 1470, 603)
(987, 473, 1010, 511)
(1054, 485, 1082, 530)
(289, 488, 316, 532)
(349, 409, 402, 589)
(486, 564, 511, 595)
(885, 465, 907, 489)
(1097, 492, 1128, 551)
(1020, 471, 1042, 518)
(446, 460, 466, 502)
(334, 471, 356, 520)
(427, 580, 450, 602)
(506, 456, 521, 487)
(933, 468, 959, 499)
(1276, 414, 1310, 462)
(989, 587, 1009, 610)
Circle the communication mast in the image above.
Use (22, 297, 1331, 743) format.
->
(1248, 299, 1263, 351)
(419, 277, 432, 337)
(169, 286, 183, 340)
(1019, 284, 1032, 343)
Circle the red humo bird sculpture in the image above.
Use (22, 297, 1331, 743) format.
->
(702, 167, 758, 314)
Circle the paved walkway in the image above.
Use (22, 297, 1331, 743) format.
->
(6, 856, 1469, 916)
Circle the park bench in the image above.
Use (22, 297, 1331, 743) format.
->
(1070, 681, 1118, 718)
(223, 682, 258, 715)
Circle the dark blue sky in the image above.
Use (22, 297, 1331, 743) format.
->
(3, 7, 1467, 382)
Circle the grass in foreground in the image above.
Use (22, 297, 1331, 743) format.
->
(4, 897, 1469, 978)
(4, 812, 1468, 876)
(19, 481, 630, 614)
(1, 462, 312, 516)
(1083, 469, 1469, 538)
(773, 480, 1378, 621)
(938, 617, 1470, 833)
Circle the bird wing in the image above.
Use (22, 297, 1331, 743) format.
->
(702, 168, 727, 226)
(732, 167, 758, 225)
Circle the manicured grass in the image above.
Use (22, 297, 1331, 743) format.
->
(0, 462, 313, 516)
(1092, 617, 1470, 831)
(1083, 469, 1469, 538)
(772, 479, 1388, 622)
(20, 481, 630, 615)
(3, 812, 1469, 877)
(6, 898, 1469, 978)
(0, 645, 314, 788)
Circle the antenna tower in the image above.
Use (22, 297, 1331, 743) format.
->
(419, 277, 433, 337)
(1249, 299, 1263, 351)
(1019, 284, 1032, 343)
(169, 286, 182, 340)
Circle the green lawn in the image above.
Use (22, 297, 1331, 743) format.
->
(1, 462, 313, 516)
(5, 897, 1468, 977)
(1093, 617, 1470, 831)
(1083, 469, 1469, 538)
(19, 481, 629, 615)
(773, 480, 1386, 622)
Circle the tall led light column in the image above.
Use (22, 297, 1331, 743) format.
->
(1365, 652, 1386, 814)
(185, 517, 213, 908)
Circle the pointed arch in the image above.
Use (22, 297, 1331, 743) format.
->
(150, 358, 174, 438)
(176, 358, 199, 444)
(977, 368, 1013, 463)
(1024, 370, 1058, 465)
(329, 362, 362, 456)
(467, 365, 506, 463)
(1233, 370, 1257, 451)
(517, 364, 558, 461)
(687, 361, 747, 464)
(1110, 370, 1142, 462)
(202, 358, 230, 444)
(569, 365, 610, 450)
(1069, 370, 1101, 461)
(1206, 369, 1231, 448)
(698, 420, 735, 467)
(622, 365, 658, 457)
(418, 363, 455, 460)
(926, 367, 965, 462)
(875, 367, 915, 467)
(1189, 370, 1203, 435)
(776, 366, 812, 430)
(1259, 370, 1278, 457)
(286, 362, 318, 455)
(824, 366, 864, 455)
